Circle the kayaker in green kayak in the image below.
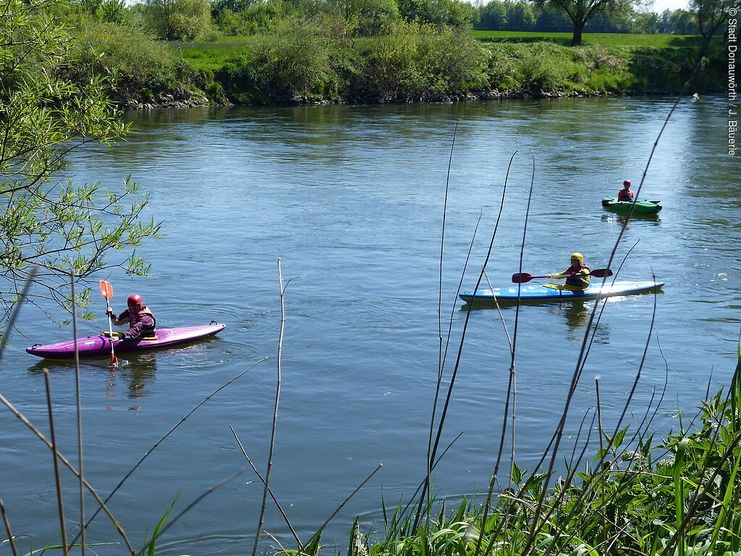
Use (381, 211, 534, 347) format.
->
(546, 252, 591, 290)
(106, 293, 157, 340)
(617, 179, 634, 202)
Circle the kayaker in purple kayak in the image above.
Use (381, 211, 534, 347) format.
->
(107, 293, 157, 340)
(546, 252, 591, 290)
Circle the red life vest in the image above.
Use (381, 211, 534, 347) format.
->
(565, 263, 591, 288)
(617, 189, 634, 202)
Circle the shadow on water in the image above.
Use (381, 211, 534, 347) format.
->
(28, 352, 158, 399)
(462, 298, 600, 330)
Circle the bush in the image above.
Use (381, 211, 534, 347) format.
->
(217, 17, 350, 104)
(351, 22, 488, 102)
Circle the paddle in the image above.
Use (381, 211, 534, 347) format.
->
(511, 268, 613, 284)
(99, 279, 118, 365)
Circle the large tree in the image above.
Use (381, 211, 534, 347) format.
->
(1, 0, 160, 323)
(691, 0, 735, 40)
(531, 0, 638, 45)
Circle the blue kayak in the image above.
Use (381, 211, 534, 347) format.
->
(459, 281, 664, 304)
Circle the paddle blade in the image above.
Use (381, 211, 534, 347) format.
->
(99, 279, 113, 300)
(511, 273, 535, 284)
(591, 268, 613, 278)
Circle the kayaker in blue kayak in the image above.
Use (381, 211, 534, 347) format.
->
(546, 253, 591, 290)
(107, 293, 157, 340)
(617, 179, 634, 202)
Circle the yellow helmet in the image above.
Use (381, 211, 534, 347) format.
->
(570, 252, 584, 262)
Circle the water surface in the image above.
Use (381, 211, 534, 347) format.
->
(1, 96, 739, 555)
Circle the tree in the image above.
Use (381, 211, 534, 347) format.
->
(505, 1, 535, 30)
(690, 0, 735, 40)
(477, 1, 507, 30)
(398, 0, 478, 28)
(531, 0, 638, 45)
(145, 0, 212, 40)
(1, 0, 160, 323)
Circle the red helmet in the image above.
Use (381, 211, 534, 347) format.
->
(623, 179, 632, 186)
(127, 293, 144, 311)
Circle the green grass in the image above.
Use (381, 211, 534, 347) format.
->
(470, 30, 705, 48)
(178, 31, 708, 72)
(172, 36, 259, 71)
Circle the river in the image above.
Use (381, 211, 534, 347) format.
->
(1, 96, 739, 555)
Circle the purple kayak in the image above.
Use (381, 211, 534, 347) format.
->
(26, 322, 225, 359)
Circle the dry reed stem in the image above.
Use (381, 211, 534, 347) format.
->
(135, 469, 243, 556)
(427, 120, 459, 524)
(229, 424, 302, 548)
(0, 499, 18, 556)
(304, 463, 383, 549)
(416, 150, 518, 532)
(520, 43, 714, 546)
(70, 272, 86, 555)
(0, 267, 36, 365)
(0, 390, 136, 554)
(252, 258, 286, 556)
(44, 370, 70, 555)
(475, 152, 534, 556)
(73, 355, 267, 543)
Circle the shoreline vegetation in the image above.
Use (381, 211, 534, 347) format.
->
(72, 23, 724, 110)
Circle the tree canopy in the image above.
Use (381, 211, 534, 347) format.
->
(0, 0, 160, 323)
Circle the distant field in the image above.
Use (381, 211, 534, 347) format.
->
(470, 30, 703, 48)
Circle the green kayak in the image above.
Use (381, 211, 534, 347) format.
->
(602, 197, 662, 215)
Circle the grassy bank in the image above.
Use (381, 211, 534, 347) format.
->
(345, 362, 741, 555)
(72, 22, 723, 108)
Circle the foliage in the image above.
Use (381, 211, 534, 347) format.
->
(326, 0, 401, 36)
(690, 0, 736, 39)
(397, 0, 478, 28)
(335, 365, 741, 556)
(216, 16, 354, 104)
(351, 22, 489, 102)
(213, 0, 286, 35)
(0, 0, 160, 322)
(144, 0, 212, 40)
(69, 21, 193, 105)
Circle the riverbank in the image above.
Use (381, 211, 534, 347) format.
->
(77, 22, 723, 109)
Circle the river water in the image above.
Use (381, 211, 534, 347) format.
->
(1, 96, 739, 555)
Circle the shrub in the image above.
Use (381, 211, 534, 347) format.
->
(217, 17, 348, 104)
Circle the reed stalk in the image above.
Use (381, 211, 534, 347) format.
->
(43, 369, 70, 555)
(416, 150, 518, 532)
(0, 499, 18, 556)
(0, 389, 135, 552)
(74, 355, 267, 542)
(135, 470, 242, 556)
(229, 424, 302, 548)
(70, 272, 86, 555)
(252, 258, 286, 556)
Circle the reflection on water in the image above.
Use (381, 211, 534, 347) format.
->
(600, 213, 661, 226)
(116, 353, 158, 399)
(28, 352, 158, 400)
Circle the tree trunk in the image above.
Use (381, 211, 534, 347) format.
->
(571, 19, 585, 46)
